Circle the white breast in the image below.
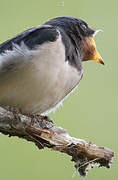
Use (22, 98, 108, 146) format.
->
(0, 34, 83, 115)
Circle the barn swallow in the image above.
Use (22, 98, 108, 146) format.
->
(0, 16, 104, 115)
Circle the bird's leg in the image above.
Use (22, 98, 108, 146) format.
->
(8, 107, 53, 127)
(37, 115, 53, 123)
(28, 113, 53, 126)
(28, 113, 43, 125)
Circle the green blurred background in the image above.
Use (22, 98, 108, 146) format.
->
(0, 0, 117, 179)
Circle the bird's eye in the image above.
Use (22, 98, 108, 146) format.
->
(81, 24, 87, 31)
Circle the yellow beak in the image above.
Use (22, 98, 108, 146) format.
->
(90, 37, 104, 65)
(92, 50, 104, 65)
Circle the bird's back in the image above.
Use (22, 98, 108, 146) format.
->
(0, 24, 83, 114)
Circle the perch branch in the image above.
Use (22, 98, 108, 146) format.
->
(0, 107, 114, 177)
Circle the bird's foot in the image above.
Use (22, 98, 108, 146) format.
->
(28, 114, 53, 128)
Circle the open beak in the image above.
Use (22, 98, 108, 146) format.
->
(82, 31, 104, 65)
(90, 36, 104, 65)
(92, 49, 104, 65)
(93, 29, 103, 37)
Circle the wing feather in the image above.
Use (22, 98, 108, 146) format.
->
(0, 25, 59, 54)
(0, 25, 59, 73)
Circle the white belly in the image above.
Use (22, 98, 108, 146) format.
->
(0, 35, 83, 114)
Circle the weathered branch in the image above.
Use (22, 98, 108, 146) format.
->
(0, 107, 114, 177)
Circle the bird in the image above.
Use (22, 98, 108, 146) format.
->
(0, 16, 104, 116)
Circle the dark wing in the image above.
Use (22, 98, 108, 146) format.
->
(0, 25, 59, 54)
(0, 25, 59, 74)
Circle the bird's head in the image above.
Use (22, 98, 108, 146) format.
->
(46, 16, 104, 65)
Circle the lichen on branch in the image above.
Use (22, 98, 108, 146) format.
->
(0, 107, 114, 177)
